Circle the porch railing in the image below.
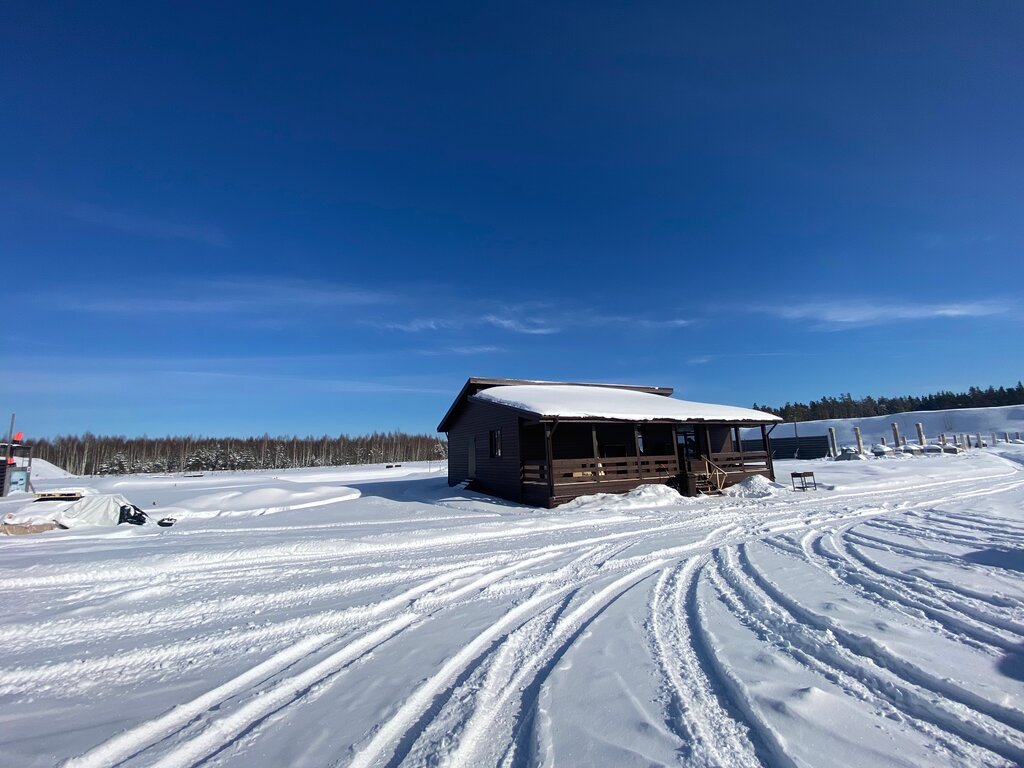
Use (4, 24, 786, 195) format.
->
(522, 451, 771, 489)
(684, 451, 770, 476)
(521, 454, 678, 486)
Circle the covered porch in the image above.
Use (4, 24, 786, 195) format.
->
(519, 419, 774, 507)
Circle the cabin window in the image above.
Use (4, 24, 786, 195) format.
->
(489, 429, 502, 458)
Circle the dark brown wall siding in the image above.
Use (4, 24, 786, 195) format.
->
(447, 430, 469, 485)
(446, 399, 522, 500)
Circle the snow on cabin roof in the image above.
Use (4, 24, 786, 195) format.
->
(473, 384, 781, 424)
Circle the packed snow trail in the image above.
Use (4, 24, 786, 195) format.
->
(1, 452, 1023, 767)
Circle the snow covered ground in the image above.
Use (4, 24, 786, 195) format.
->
(2, 450, 1024, 767)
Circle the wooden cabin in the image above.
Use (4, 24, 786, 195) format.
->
(437, 378, 782, 507)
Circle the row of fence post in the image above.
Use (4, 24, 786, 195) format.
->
(826, 423, 1022, 456)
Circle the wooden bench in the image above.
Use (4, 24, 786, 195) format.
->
(791, 471, 817, 491)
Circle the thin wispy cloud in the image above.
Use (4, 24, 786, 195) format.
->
(163, 370, 449, 394)
(688, 351, 807, 365)
(382, 318, 459, 332)
(68, 278, 387, 315)
(378, 309, 692, 336)
(481, 314, 559, 335)
(760, 300, 1007, 330)
(635, 317, 693, 329)
(69, 203, 231, 247)
(417, 345, 503, 356)
(376, 312, 558, 335)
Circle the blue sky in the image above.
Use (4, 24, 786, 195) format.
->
(2, 2, 1022, 438)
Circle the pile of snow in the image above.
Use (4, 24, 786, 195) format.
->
(162, 485, 362, 519)
(560, 483, 686, 511)
(720, 474, 787, 498)
(833, 447, 867, 461)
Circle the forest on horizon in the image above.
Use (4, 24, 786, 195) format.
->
(24, 382, 1024, 474)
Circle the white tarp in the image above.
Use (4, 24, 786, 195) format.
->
(473, 384, 781, 423)
(4, 494, 136, 528)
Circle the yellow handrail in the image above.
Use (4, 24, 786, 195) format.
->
(702, 458, 728, 491)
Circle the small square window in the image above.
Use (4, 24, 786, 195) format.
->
(489, 428, 502, 458)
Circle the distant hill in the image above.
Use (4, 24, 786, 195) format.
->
(766, 404, 1024, 446)
(25, 458, 75, 480)
(754, 382, 1024, 422)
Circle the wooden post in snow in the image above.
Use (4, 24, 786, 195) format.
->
(939, 433, 947, 445)
(916, 423, 926, 446)
(880, 436, 887, 447)
(891, 423, 901, 448)
(1004, 432, 1010, 443)
(827, 427, 838, 457)
(992, 432, 998, 447)
(854, 426, 864, 454)
(976, 433, 983, 449)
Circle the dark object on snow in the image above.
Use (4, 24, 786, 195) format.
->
(119, 504, 149, 525)
(834, 447, 865, 461)
(791, 471, 817, 491)
(119, 504, 178, 526)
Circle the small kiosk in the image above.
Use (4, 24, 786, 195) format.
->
(1, 428, 33, 496)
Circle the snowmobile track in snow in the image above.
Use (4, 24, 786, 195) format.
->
(5, 451, 1022, 767)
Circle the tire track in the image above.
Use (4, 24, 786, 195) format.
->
(831, 532, 1024, 639)
(442, 560, 670, 768)
(647, 557, 760, 768)
(721, 544, 1024, 764)
(845, 529, 1024, 608)
(705, 551, 991, 767)
(764, 528, 1024, 654)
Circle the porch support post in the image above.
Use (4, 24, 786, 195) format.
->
(544, 422, 555, 503)
(761, 424, 775, 481)
(633, 425, 644, 481)
(591, 424, 600, 483)
(671, 425, 682, 474)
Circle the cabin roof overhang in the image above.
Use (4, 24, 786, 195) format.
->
(436, 377, 674, 432)
(437, 380, 780, 432)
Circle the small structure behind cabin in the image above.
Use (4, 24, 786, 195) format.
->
(437, 378, 781, 507)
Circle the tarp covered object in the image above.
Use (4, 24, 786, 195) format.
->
(4, 494, 137, 528)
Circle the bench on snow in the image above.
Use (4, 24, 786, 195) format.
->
(791, 471, 817, 491)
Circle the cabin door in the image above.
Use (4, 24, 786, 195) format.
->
(468, 436, 477, 479)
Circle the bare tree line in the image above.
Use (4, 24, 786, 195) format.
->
(32, 432, 448, 475)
